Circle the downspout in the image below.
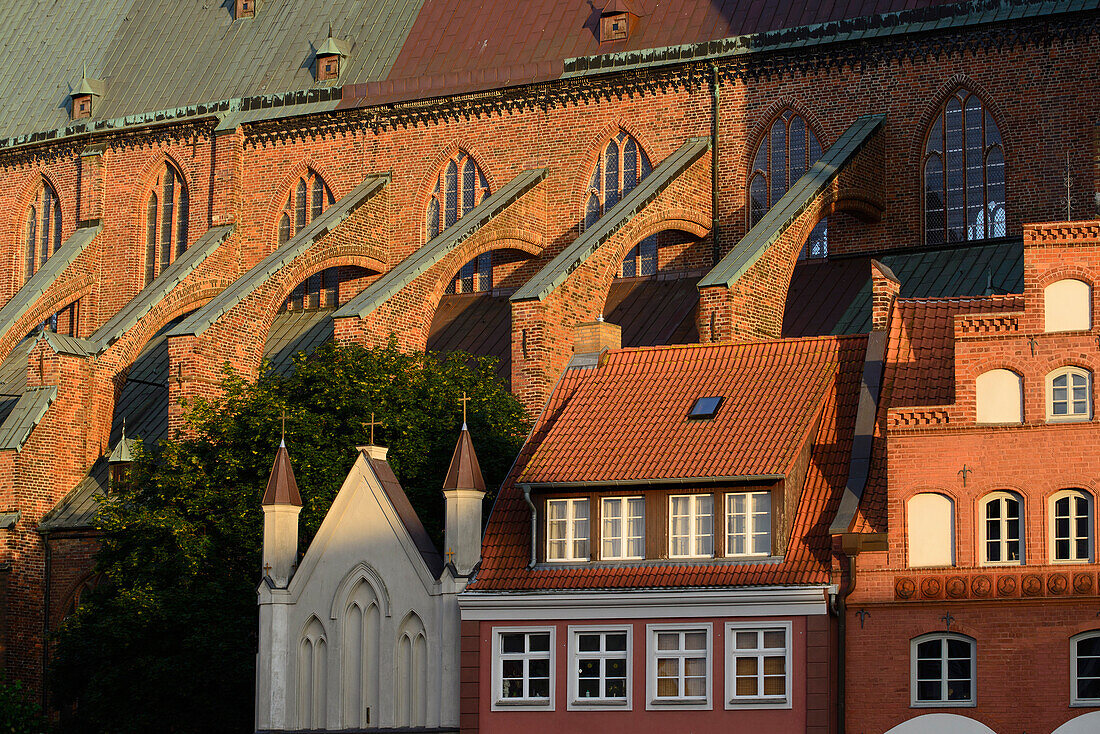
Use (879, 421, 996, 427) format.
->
(521, 484, 536, 569)
(831, 550, 858, 734)
(41, 529, 51, 710)
(710, 63, 720, 265)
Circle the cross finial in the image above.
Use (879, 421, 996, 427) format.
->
(958, 464, 972, 487)
(459, 392, 471, 428)
(364, 412, 383, 445)
(280, 406, 287, 446)
(446, 548, 455, 565)
(263, 562, 272, 575)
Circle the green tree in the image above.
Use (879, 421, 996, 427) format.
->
(0, 677, 47, 734)
(51, 342, 527, 734)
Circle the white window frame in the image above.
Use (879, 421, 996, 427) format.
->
(725, 491, 772, 558)
(645, 623, 712, 710)
(910, 633, 976, 708)
(567, 625, 632, 710)
(668, 494, 714, 559)
(1050, 490, 1094, 563)
(979, 491, 1025, 566)
(546, 498, 589, 562)
(1071, 631, 1100, 706)
(1047, 367, 1092, 422)
(600, 496, 645, 560)
(724, 621, 792, 709)
(491, 626, 555, 711)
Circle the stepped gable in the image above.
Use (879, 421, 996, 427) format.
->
(471, 334, 867, 590)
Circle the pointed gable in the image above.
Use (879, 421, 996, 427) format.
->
(262, 442, 302, 507)
(443, 428, 486, 493)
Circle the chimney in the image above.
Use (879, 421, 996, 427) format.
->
(573, 317, 621, 356)
(315, 35, 349, 82)
(70, 65, 104, 121)
(442, 424, 486, 576)
(870, 259, 900, 332)
(235, 0, 259, 18)
(599, 0, 639, 43)
(261, 440, 303, 588)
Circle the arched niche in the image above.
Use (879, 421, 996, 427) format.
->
(975, 369, 1023, 424)
(907, 493, 955, 568)
(1045, 279, 1091, 333)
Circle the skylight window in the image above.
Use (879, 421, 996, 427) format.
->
(688, 396, 724, 420)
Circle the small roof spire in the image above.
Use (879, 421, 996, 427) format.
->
(262, 440, 302, 507)
(443, 423, 486, 493)
(108, 418, 136, 464)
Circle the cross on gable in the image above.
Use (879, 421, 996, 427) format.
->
(459, 392, 471, 425)
(446, 548, 455, 565)
(263, 563, 272, 574)
(363, 412, 384, 445)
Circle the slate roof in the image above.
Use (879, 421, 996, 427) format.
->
(471, 334, 867, 590)
(38, 467, 106, 532)
(263, 308, 335, 377)
(426, 293, 512, 384)
(0, 386, 56, 452)
(783, 237, 1024, 337)
(368, 455, 444, 579)
(605, 275, 700, 347)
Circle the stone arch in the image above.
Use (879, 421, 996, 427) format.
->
(58, 572, 99, 622)
(0, 274, 95, 363)
(340, 578, 382, 729)
(134, 153, 193, 231)
(394, 610, 428, 728)
(297, 615, 328, 730)
(593, 209, 711, 293)
(884, 714, 996, 734)
(570, 122, 661, 218)
(424, 232, 542, 313)
(330, 561, 392, 620)
(265, 161, 340, 245)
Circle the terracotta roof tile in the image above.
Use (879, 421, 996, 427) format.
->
(471, 335, 867, 590)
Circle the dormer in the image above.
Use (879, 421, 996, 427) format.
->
(235, 0, 259, 19)
(315, 35, 350, 82)
(70, 71, 104, 121)
(599, 0, 639, 43)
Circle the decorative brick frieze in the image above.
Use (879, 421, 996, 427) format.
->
(893, 569, 1098, 602)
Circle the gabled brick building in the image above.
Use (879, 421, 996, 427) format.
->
(0, 0, 1094, 725)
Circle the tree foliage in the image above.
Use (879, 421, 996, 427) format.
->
(51, 343, 528, 734)
(0, 677, 47, 734)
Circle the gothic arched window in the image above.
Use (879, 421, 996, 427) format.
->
(923, 89, 1005, 245)
(426, 151, 490, 240)
(25, 180, 62, 280)
(278, 171, 338, 311)
(395, 613, 428, 727)
(748, 109, 827, 258)
(144, 163, 189, 286)
(583, 131, 653, 233)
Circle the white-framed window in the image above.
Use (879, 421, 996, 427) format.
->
(725, 622, 792, 709)
(1051, 489, 1094, 563)
(567, 626, 631, 710)
(1047, 367, 1092, 422)
(1071, 631, 1100, 706)
(725, 491, 772, 557)
(646, 623, 712, 710)
(669, 494, 714, 558)
(601, 497, 644, 560)
(492, 627, 554, 711)
(547, 498, 589, 562)
(980, 491, 1024, 565)
(911, 633, 975, 707)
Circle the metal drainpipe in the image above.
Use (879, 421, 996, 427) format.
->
(522, 485, 536, 569)
(832, 552, 857, 734)
(41, 530, 51, 710)
(710, 62, 720, 265)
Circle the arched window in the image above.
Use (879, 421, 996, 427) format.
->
(25, 180, 62, 280)
(298, 616, 328, 730)
(342, 579, 380, 728)
(426, 151, 490, 239)
(910, 633, 975, 706)
(446, 251, 493, 294)
(1072, 631, 1100, 705)
(144, 163, 189, 286)
(906, 493, 955, 568)
(1047, 367, 1092, 421)
(748, 110, 827, 258)
(980, 491, 1024, 565)
(395, 613, 428, 727)
(278, 171, 339, 311)
(923, 89, 1005, 245)
(1050, 489, 1093, 563)
(975, 369, 1023, 424)
(1045, 279, 1092, 333)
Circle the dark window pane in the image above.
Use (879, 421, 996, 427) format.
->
(176, 183, 188, 256)
(501, 633, 524, 654)
(502, 659, 522, 677)
(528, 633, 550, 652)
(463, 158, 476, 214)
(925, 155, 944, 246)
(944, 98, 965, 241)
(770, 119, 786, 204)
(311, 176, 324, 222)
(578, 634, 600, 652)
(623, 138, 638, 194)
(528, 679, 549, 698)
(528, 659, 549, 678)
(445, 161, 458, 227)
(606, 634, 627, 651)
(605, 679, 626, 698)
(578, 678, 599, 697)
(947, 639, 971, 658)
(295, 179, 307, 232)
(604, 142, 620, 209)
(947, 680, 971, 701)
(917, 681, 940, 701)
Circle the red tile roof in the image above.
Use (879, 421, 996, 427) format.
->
(471, 334, 867, 590)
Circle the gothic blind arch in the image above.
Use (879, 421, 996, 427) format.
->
(922, 89, 1006, 245)
(278, 169, 338, 310)
(394, 611, 428, 727)
(341, 579, 381, 728)
(25, 178, 61, 280)
(144, 162, 189, 286)
(298, 616, 328, 730)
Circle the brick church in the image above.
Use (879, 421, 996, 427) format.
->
(0, 0, 1098, 731)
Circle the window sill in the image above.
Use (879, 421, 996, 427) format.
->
(1046, 415, 1091, 424)
(492, 698, 553, 712)
(569, 698, 630, 710)
(910, 701, 976, 709)
(1070, 700, 1100, 707)
(646, 697, 711, 711)
(725, 697, 792, 710)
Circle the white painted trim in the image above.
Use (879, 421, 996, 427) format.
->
(1070, 631, 1100, 707)
(910, 632, 976, 708)
(645, 622, 712, 711)
(490, 626, 556, 712)
(566, 624, 633, 711)
(459, 586, 831, 621)
(724, 620, 793, 710)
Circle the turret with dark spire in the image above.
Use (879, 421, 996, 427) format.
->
(261, 439, 302, 587)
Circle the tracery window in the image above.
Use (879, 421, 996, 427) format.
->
(278, 171, 340, 311)
(923, 89, 1005, 245)
(582, 131, 660, 277)
(748, 110, 827, 258)
(426, 151, 490, 240)
(144, 163, 189, 286)
(25, 180, 62, 280)
(446, 252, 493, 294)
